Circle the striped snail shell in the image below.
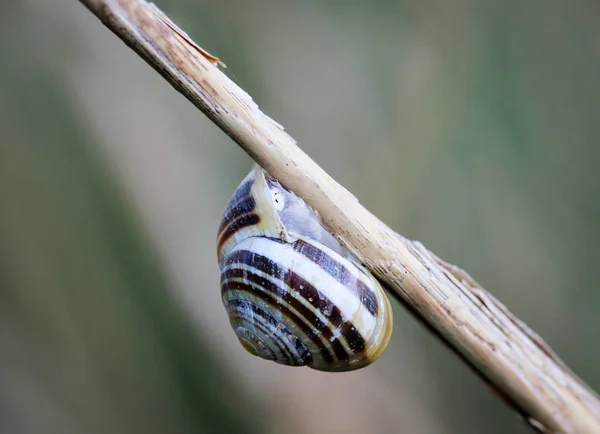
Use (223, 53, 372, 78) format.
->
(217, 164, 393, 372)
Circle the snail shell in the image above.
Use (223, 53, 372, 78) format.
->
(217, 165, 393, 372)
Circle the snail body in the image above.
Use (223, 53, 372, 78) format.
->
(217, 165, 393, 372)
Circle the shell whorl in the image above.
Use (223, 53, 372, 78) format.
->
(217, 165, 393, 372)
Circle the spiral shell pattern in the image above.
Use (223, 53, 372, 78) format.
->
(217, 165, 393, 372)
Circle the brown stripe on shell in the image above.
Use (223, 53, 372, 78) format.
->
(223, 249, 367, 357)
(218, 186, 256, 235)
(222, 269, 346, 362)
(224, 251, 341, 328)
(234, 248, 367, 354)
(223, 278, 337, 363)
(291, 238, 379, 317)
(217, 212, 261, 252)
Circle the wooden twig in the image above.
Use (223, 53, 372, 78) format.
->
(78, 0, 600, 432)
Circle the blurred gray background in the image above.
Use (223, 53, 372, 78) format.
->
(1, 0, 599, 433)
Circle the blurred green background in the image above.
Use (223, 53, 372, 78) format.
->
(1, 0, 599, 433)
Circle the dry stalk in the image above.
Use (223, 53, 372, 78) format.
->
(78, 0, 600, 432)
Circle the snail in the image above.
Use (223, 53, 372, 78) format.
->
(217, 164, 393, 372)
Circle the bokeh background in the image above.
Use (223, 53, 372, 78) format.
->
(1, 0, 599, 433)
